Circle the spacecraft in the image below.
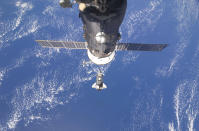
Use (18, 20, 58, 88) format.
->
(36, 0, 167, 90)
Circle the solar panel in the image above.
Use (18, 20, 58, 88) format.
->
(116, 43, 168, 51)
(36, 40, 87, 49)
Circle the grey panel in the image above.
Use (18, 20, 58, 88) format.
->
(116, 43, 168, 51)
(35, 40, 87, 49)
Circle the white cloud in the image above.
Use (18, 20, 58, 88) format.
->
(156, 0, 199, 77)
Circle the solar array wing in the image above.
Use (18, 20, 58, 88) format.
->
(116, 43, 168, 51)
(35, 40, 87, 49)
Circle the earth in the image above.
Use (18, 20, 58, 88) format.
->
(0, 0, 199, 131)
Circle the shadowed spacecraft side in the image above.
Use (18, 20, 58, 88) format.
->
(36, 0, 167, 90)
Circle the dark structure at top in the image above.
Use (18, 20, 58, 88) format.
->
(36, 0, 167, 90)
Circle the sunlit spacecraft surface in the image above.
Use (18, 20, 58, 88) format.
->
(36, 0, 167, 90)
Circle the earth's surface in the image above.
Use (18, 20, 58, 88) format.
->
(0, 0, 199, 131)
